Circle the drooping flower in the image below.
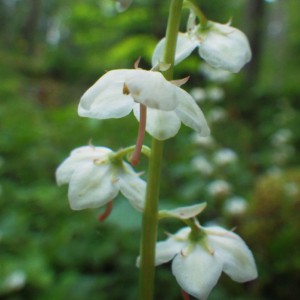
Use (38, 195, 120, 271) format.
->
(147, 225, 257, 300)
(78, 69, 209, 140)
(55, 145, 145, 211)
(152, 21, 252, 73)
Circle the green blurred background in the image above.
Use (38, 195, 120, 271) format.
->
(0, 0, 299, 299)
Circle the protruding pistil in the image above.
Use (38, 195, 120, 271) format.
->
(181, 289, 191, 300)
(98, 201, 113, 222)
(131, 104, 147, 166)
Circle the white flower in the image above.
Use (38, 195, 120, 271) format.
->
(224, 196, 248, 215)
(190, 133, 215, 148)
(213, 148, 237, 166)
(78, 69, 209, 140)
(148, 225, 257, 300)
(206, 86, 224, 102)
(207, 107, 228, 123)
(56, 146, 145, 211)
(190, 87, 206, 103)
(207, 179, 231, 198)
(152, 22, 251, 73)
(197, 22, 252, 73)
(3, 270, 27, 291)
(191, 156, 214, 176)
(270, 128, 292, 146)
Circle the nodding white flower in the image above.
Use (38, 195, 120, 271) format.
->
(78, 69, 209, 140)
(145, 225, 257, 300)
(56, 146, 145, 211)
(152, 21, 251, 73)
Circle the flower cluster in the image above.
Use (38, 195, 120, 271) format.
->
(56, 2, 257, 299)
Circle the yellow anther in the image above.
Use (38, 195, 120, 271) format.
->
(123, 83, 130, 95)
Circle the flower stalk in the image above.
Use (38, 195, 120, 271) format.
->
(138, 1, 183, 299)
(114, 145, 151, 161)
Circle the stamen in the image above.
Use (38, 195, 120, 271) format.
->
(131, 104, 147, 166)
(181, 289, 191, 300)
(123, 83, 130, 95)
(98, 201, 113, 222)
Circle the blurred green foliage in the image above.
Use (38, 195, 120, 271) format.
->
(0, 0, 300, 299)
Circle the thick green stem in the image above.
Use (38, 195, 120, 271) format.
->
(138, 139, 163, 300)
(163, 0, 184, 79)
(138, 1, 183, 300)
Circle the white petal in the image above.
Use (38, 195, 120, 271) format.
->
(68, 162, 118, 210)
(199, 23, 252, 73)
(56, 146, 112, 185)
(151, 227, 190, 267)
(172, 245, 223, 300)
(154, 239, 184, 266)
(175, 89, 210, 136)
(78, 70, 135, 119)
(56, 156, 81, 186)
(205, 226, 258, 282)
(137, 227, 191, 268)
(134, 104, 181, 140)
(137, 236, 184, 268)
(118, 162, 146, 212)
(125, 70, 178, 111)
(152, 33, 198, 67)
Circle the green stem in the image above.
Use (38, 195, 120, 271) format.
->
(114, 145, 151, 160)
(138, 139, 164, 300)
(163, 0, 184, 79)
(138, 1, 183, 300)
